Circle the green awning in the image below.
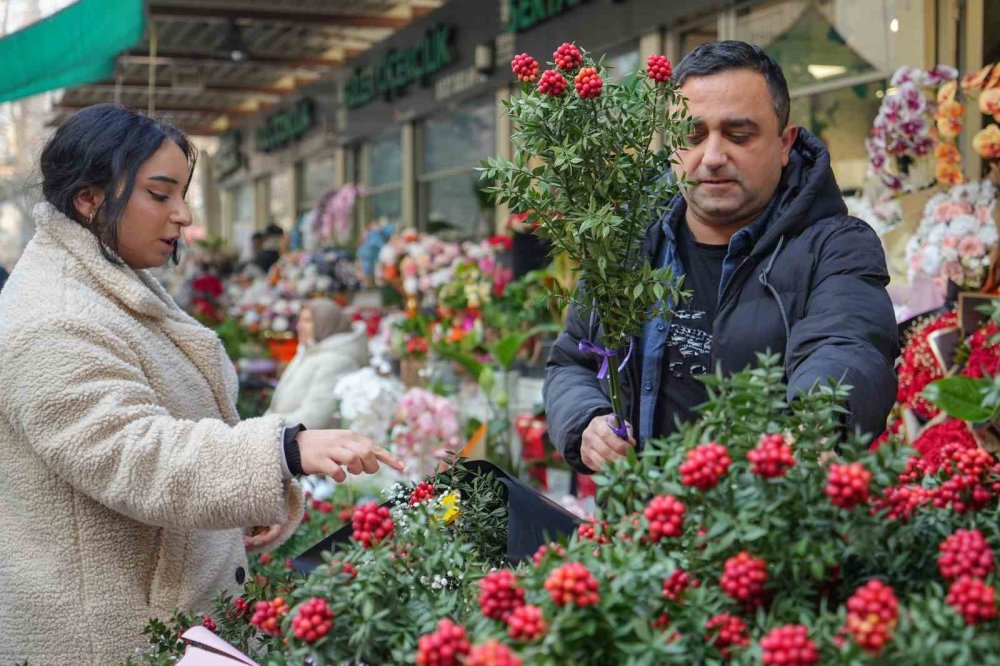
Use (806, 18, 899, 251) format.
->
(0, 0, 145, 104)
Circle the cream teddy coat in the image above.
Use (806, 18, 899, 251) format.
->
(0, 205, 304, 664)
(266, 327, 369, 429)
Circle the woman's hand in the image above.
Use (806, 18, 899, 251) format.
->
(244, 523, 283, 550)
(297, 430, 406, 482)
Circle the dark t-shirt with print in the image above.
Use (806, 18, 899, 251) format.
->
(654, 222, 728, 436)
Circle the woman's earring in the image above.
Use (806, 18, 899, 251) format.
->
(87, 211, 95, 225)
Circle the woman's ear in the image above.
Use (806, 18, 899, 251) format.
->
(72, 186, 106, 223)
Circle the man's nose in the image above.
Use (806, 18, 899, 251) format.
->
(701, 134, 728, 169)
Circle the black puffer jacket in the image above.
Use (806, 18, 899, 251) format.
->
(544, 130, 900, 473)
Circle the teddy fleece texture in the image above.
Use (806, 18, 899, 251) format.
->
(0, 204, 304, 664)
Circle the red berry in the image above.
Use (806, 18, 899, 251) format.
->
(646, 54, 673, 83)
(760, 625, 819, 666)
(874, 483, 933, 521)
(946, 576, 998, 624)
(844, 580, 899, 654)
(747, 434, 796, 479)
(643, 495, 686, 542)
(416, 618, 472, 666)
(506, 604, 546, 641)
(553, 42, 583, 71)
(226, 596, 252, 621)
(410, 481, 437, 506)
(955, 447, 994, 478)
(573, 67, 603, 99)
(532, 543, 567, 568)
(577, 519, 612, 544)
(662, 568, 700, 602)
(680, 442, 732, 490)
(544, 562, 600, 607)
(652, 612, 671, 630)
(510, 53, 540, 83)
(705, 613, 750, 657)
(720, 551, 768, 607)
(291, 597, 334, 643)
(351, 502, 395, 548)
(939, 529, 995, 581)
(200, 615, 217, 632)
(478, 570, 526, 620)
(825, 462, 872, 509)
(250, 597, 289, 637)
(466, 640, 523, 666)
(537, 69, 567, 96)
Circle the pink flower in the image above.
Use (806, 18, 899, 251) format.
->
(976, 207, 992, 223)
(941, 236, 959, 250)
(958, 235, 986, 259)
(944, 261, 965, 283)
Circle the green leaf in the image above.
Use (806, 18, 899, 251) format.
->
(922, 376, 995, 422)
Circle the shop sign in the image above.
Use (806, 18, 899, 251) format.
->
(256, 98, 315, 153)
(345, 24, 455, 109)
(215, 129, 243, 179)
(504, 0, 593, 33)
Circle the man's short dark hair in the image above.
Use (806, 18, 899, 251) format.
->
(674, 40, 790, 133)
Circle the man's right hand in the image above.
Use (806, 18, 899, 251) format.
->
(580, 414, 635, 472)
(297, 430, 406, 482)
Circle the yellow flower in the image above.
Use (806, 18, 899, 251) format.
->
(935, 161, 965, 185)
(962, 65, 992, 92)
(937, 99, 964, 119)
(936, 116, 962, 139)
(980, 88, 1000, 116)
(935, 141, 960, 162)
(438, 490, 461, 524)
(973, 124, 1000, 160)
(937, 80, 957, 104)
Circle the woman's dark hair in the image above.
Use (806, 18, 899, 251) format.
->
(674, 40, 791, 133)
(40, 104, 197, 264)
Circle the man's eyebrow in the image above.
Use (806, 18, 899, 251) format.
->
(720, 118, 760, 131)
(148, 175, 180, 185)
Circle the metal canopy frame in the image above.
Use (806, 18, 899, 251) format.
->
(50, 0, 444, 136)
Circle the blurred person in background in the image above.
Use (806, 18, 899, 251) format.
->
(267, 298, 369, 429)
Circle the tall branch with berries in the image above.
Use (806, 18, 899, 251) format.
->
(482, 44, 692, 436)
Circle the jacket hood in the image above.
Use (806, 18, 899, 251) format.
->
(302, 326, 368, 359)
(748, 128, 848, 260)
(644, 128, 848, 261)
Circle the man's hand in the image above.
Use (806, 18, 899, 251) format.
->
(297, 430, 406, 481)
(580, 414, 635, 472)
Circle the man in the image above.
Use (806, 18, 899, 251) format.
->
(544, 41, 899, 473)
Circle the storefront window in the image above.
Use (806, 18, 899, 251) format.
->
(269, 168, 294, 230)
(734, 0, 913, 192)
(365, 128, 403, 224)
(605, 44, 640, 85)
(681, 17, 719, 57)
(788, 80, 885, 191)
(419, 95, 495, 238)
(297, 155, 337, 217)
(230, 183, 254, 259)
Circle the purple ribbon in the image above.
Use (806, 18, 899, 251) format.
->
(578, 338, 634, 439)
(578, 337, 634, 380)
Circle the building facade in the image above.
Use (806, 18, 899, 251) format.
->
(215, 0, 994, 253)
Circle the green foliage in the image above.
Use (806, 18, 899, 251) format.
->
(481, 48, 691, 425)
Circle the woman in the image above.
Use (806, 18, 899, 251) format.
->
(0, 105, 403, 665)
(267, 299, 369, 429)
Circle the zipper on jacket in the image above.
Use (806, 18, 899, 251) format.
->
(715, 256, 750, 319)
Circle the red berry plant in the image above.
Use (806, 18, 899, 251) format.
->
(485, 45, 691, 436)
(129, 61, 1000, 666)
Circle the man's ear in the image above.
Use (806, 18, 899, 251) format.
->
(780, 125, 798, 167)
(72, 186, 106, 223)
